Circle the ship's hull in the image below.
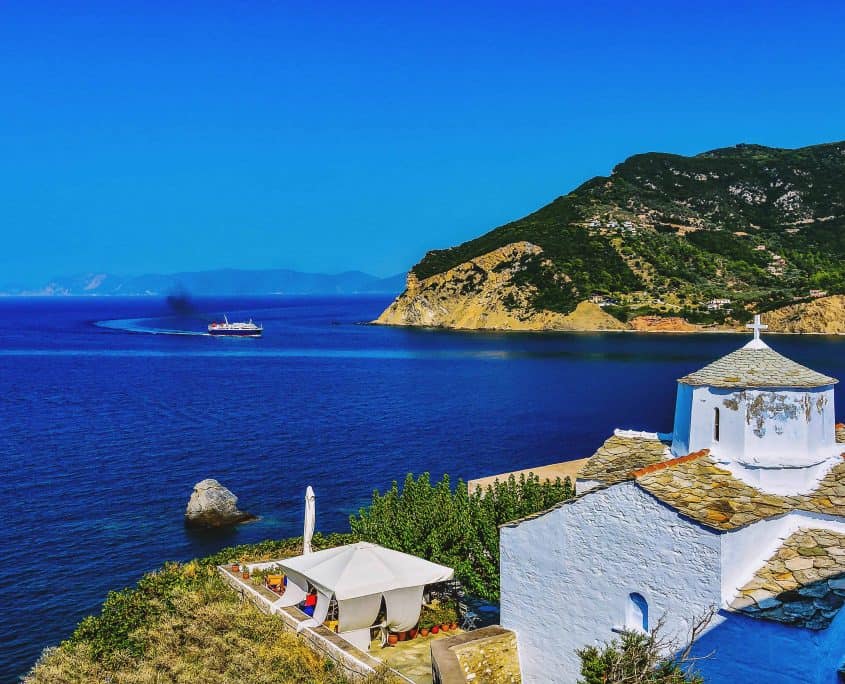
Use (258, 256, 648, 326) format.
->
(208, 328, 262, 337)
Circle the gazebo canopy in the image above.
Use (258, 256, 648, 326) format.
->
(276, 541, 454, 601)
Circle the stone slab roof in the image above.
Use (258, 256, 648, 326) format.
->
(730, 528, 845, 629)
(634, 454, 845, 531)
(503, 427, 845, 531)
(577, 434, 670, 485)
(679, 346, 837, 389)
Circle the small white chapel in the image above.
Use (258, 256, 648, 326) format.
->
(500, 316, 845, 683)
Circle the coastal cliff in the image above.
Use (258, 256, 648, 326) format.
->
(764, 295, 845, 334)
(375, 242, 626, 331)
(377, 141, 845, 333)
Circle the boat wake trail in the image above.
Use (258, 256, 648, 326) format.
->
(95, 318, 210, 336)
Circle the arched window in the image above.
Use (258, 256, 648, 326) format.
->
(713, 407, 720, 442)
(627, 592, 649, 632)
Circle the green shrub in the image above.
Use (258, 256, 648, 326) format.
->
(578, 630, 704, 684)
(349, 472, 574, 600)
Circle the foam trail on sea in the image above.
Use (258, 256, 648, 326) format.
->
(95, 318, 210, 336)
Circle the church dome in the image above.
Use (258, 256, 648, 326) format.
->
(678, 343, 837, 389)
(670, 316, 840, 494)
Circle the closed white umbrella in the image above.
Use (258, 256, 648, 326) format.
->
(303, 485, 316, 555)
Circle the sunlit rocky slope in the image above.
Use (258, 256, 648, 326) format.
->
(377, 141, 845, 332)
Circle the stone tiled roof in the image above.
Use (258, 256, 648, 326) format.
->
(635, 454, 845, 531)
(577, 435, 670, 485)
(679, 346, 837, 389)
(504, 427, 845, 531)
(730, 529, 845, 629)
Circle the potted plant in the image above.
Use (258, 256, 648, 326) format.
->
(419, 606, 435, 637)
(397, 630, 407, 642)
(440, 602, 458, 632)
(387, 633, 398, 646)
(408, 626, 418, 639)
(231, 562, 240, 572)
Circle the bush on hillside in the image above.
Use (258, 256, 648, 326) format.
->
(349, 472, 574, 600)
(577, 610, 716, 684)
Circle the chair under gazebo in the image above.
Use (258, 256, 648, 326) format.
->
(254, 541, 454, 651)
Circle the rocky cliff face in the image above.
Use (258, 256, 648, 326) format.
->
(374, 242, 627, 331)
(764, 296, 845, 334)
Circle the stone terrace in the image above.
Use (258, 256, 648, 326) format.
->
(431, 626, 521, 684)
(730, 528, 845, 629)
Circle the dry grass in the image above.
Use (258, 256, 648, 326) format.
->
(25, 566, 401, 684)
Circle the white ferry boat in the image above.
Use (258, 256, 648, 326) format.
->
(207, 315, 263, 337)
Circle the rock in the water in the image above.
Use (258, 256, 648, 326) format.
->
(184, 479, 256, 528)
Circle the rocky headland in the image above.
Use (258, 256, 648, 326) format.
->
(376, 141, 845, 334)
(376, 242, 626, 331)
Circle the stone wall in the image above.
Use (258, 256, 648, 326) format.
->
(431, 626, 521, 683)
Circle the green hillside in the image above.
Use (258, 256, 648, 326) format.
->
(412, 141, 845, 322)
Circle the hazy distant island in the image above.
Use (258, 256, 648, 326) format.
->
(3, 268, 405, 297)
(377, 140, 845, 334)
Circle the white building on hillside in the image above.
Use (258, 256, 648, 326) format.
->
(500, 316, 845, 683)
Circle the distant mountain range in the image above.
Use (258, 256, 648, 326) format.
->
(2, 268, 406, 296)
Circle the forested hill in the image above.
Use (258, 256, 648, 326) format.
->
(380, 141, 845, 329)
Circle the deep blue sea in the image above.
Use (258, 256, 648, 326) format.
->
(3, 295, 845, 680)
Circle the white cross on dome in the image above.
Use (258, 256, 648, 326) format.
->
(744, 313, 769, 349)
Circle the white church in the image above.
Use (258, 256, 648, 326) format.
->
(500, 317, 845, 683)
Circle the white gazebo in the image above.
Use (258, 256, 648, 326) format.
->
(260, 542, 453, 651)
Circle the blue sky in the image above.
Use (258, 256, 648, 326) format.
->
(2, 0, 844, 285)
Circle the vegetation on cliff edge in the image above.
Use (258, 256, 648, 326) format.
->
(408, 141, 845, 323)
(25, 533, 374, 684)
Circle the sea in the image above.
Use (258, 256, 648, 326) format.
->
(2, 295, 845, 681)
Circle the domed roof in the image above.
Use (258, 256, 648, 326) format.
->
(679, 342, 837, 389)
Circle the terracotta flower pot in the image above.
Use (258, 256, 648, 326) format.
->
(440, 623, 450, 631)
(242, 571, 250, 579)
(409, 628, 418, 639)
(231, 563, 240, 572)
(450, 622, 458, 630)
(420, 628, 430, 637)
(387, 634, 398, 646)
(431, 625, 439, 634)
(397, 631, 407, 642)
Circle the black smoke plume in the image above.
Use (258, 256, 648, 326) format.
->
(165, 288, 208, 320)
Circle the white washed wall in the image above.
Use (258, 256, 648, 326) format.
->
(686, 386, 744, 458)
(685, 385, 836, 470)
(499, 483, 721, 683)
